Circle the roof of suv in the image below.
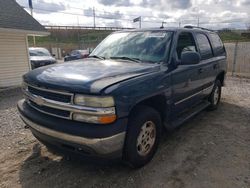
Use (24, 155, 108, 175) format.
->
(118, 26, 217, 34)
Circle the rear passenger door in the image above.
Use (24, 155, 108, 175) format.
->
(194, 32, 223, 96)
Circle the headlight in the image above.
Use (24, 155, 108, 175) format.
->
(74, 95, 115, 107)
(73, 95, 116, 124)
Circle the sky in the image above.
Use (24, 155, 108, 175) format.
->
(16, 0, 250, 29)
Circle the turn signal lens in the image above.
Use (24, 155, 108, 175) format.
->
(98, 115, 117, 124)
(73, 113, 116, 124)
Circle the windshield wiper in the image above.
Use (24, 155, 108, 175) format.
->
(110, 56, 141, 63)
(88, 55, 105, 60)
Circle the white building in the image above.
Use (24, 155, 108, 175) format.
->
(0, 0, 48, 88)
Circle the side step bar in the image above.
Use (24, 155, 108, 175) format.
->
(164, 101, 211, 130)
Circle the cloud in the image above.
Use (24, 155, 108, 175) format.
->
(171, 0, 192, 9)
(15, 0, 250, 29)
(16, 0, 66, 14)
(240, 0, 250, 5)
(141, 0, 192, 9)
(83, 8, 123, 20)
(97, 0, 131, 6)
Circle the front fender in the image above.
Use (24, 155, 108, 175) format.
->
(106, 70, 172, 118)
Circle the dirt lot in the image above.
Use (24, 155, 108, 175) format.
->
(0, 76, 249, 188)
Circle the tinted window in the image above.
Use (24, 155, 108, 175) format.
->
(176, 32, 197, 59)
(210, 33, 225, 56)
(71, 50, 78, 56)
(196, 33, 213, 60)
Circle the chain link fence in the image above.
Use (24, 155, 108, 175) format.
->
(224, 42, 250, 78)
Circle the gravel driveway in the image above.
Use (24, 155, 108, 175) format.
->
(0, 76, 249, 188)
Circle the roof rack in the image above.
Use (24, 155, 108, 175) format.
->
(184, 25, 215, 32)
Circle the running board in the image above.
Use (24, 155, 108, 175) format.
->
(164, 101, 211, 130)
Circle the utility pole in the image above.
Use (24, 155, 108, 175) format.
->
(93, 7, 96, 28)
(179, 21, 181, 27)
(197, 17, 200, 27)
(139, 16, 141, 29)
(28, 0, 36, 46)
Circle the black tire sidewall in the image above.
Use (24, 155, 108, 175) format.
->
(208, 80, 222, 110)
(124, 105, 162, 168)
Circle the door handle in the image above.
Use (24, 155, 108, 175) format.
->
(198, 68, 204, 74)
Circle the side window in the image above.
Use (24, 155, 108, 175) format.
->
(209, 33, 225, 56)
(71, 50, 77, 56)
(176, 32, 197, 59)
(196, 33, 213, 60)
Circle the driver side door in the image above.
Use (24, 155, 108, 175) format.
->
(171, 31, 204, 119)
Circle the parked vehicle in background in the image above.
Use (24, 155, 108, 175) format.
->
(29, 47, 57, 69)
(64, 50, 89, 62)
(18, 26, 227, 168)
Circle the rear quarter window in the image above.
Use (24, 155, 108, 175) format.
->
(209, 33, 226, 56)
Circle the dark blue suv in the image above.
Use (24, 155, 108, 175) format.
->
(18, 26, 227, 168)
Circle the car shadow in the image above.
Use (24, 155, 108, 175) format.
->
(18, 101, 250, 188)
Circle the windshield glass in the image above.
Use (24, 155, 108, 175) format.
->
(29, 48, 51, 57)
(90, 31, 173, 63)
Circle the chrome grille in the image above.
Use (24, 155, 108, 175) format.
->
(24, 83, 73, 119)
(22, 83, 116, 121)
(28, 86, 72, 103)
(28, 100, 71, 119)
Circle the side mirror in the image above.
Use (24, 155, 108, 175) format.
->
(52, 54, 56, 57)
(181, 51, 201, 65)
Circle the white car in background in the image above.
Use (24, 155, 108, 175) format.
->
(29, 47, 57, 69)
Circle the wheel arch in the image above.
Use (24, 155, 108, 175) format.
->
(216, 71, 226, 86)
(128, 94, 168, 123)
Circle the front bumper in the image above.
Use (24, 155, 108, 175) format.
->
(18, 100, 127, 158)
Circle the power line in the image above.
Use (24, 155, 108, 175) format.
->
(22, 6, 248, 29)
(23, 1, 170, 21)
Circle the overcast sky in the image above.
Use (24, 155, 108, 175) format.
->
(16, 0, 250, 29)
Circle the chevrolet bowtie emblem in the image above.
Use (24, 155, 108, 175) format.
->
(34, 96, 45, 106)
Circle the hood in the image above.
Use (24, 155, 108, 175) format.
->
(24, 58, 160, 94)
(30, 56, 56, 62)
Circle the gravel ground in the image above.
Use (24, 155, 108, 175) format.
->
(0, 76, 249, 188)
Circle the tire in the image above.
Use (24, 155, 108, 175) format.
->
(123, 105, 162, 168)
(208, 80, 222, 110)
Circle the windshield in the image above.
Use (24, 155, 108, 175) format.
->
(90, 31, 173, 63)
(29, 48, 51, 57)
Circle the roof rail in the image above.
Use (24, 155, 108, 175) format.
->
(184, 25, 215, 32)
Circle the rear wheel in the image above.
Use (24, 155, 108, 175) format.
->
(208, 80, 222, 110)
(123, 105, 162, 168)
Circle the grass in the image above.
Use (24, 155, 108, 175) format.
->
(219, 31, 250, 43)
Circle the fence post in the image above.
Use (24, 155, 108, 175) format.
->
(232, 41, 238, 76)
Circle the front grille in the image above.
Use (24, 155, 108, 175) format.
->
(24, 83, 114, 122)
(25, 84, 73, 119)
(29, 100, 71, 119)
(28, 86, 72, 103)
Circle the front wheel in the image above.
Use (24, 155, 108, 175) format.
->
(123, 105, 162, 168)
(208, 80, 222, 110)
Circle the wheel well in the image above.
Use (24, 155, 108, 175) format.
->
(216, 71, 226, 86)
(130, 95, 167, 121)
